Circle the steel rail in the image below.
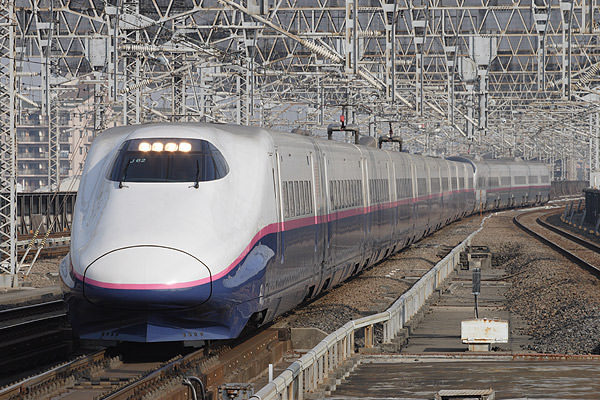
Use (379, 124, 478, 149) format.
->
(536, 216, 600, 254)
(513, 210, 600, 278)
(0, 350, 107, 400)
(0, 312, 66, 331)
(0, 299, 64, 319)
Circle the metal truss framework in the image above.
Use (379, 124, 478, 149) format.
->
(8, 0, 597, 151)
(0, 0, 17, 282)
(2, 15, 599, 169)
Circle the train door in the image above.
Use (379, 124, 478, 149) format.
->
(308, 152, 320, 271)
(361, 156, 370, 267)
(409, 161, 416, 241)
(391, 161, 398, 244)
(321, 153, 332, 288)
(385, 161, 393, 247)
(273, 149, 284, 264)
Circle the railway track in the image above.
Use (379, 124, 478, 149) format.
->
(513, 208, 600, 277)
(16, 232, 70, 260)
(0, 300, 72, 378)
(0, 328, 290, 400)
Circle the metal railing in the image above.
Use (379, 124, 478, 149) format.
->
(250, 215, 493, 400)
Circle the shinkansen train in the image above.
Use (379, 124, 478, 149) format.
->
(60, 123, 551, 343)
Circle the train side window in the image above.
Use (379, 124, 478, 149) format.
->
(468, 177, 473, 188)
(331, 181, 336, 210)
(431, 177, 440, 193)
(458, 177, 464, 190)
(451, 177, 458, 191)
(299, 181, 305, 215)
(541, 175, 549, 183)
(417, 177, 427, 196)
(370, 180, 374, 203)
(305, 181, 310, 213)
(291, 182, 298, 216)
(347, 180, 352, 207)
(442, 177, 449, 192)
(283, 182, 289, 218)
(304, 181, 309, 214)
(359, 180, 364, 204)
(501, 176, 511, 187)
(300, 181, 304, 214)
(329, 181, 334, 210)
(343, 180, 348, 208)
(515, 176, 526, 185)
(529, 176, 538, 184)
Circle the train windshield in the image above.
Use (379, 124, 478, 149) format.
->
(109, 138, 229, 183)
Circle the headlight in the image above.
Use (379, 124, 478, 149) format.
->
(138, 142, 151, 152)
(152, 142, 164, 152)
(179, 142, 192, 152)
(165, 142, 178, 152)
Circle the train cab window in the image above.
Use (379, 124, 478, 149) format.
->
(109, 138, 229, 183)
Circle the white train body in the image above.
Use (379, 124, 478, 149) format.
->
(60, 123, 551, 342)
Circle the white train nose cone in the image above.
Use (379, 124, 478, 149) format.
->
(82, 246, 212, 308)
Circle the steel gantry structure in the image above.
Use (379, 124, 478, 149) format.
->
(0, 0, 598, 283)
